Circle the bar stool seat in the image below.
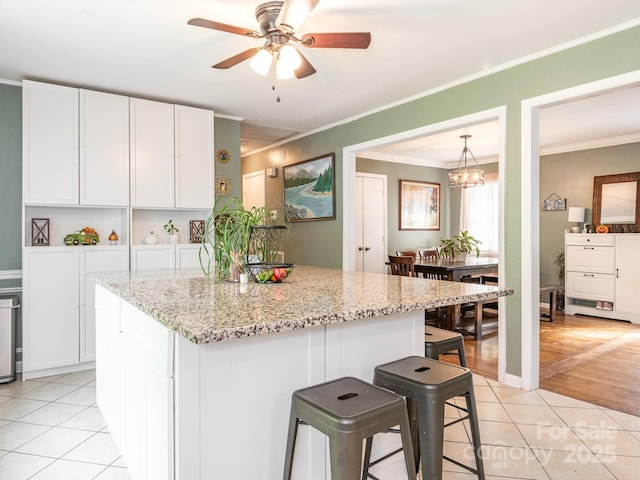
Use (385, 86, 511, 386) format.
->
(367, 356, 484, 480)
(424, 326, 467, 366)
(283, 376, 416, 480)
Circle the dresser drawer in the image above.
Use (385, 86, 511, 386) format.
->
(565, 245, 615, 274)
(566, 272, 615, 302)
(565, 233, 614, 246)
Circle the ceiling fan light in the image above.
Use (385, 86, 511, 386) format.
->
(276, 60, 295, 80)
(250, 48, 272, 76)
(279, 44, 302, 71)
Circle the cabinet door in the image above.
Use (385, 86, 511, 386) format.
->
(80, 90, 129, 206)
(24, 248, 80, 372)
(23, 80, 79, 204)
(131, 245, 176, 271)
(175, 105, 214, 208)
(176, 244, 202, 270)
(615, 235, 640, 314)
(80, 247, 129, 362)
(130, 98, 175, 207)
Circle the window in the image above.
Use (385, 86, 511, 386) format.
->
(460, 172, 499, 257)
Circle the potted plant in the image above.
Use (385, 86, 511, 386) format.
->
(439, 230, 482, 260)
(164, 219, 180, 244)
(199, 197, 287, 282)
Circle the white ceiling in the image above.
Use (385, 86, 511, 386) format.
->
(1, 0, 640, 157)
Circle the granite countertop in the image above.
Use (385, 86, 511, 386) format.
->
(94, 265, 513, 345)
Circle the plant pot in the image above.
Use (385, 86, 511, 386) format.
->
(455, 251, 467, 262)
(169, 233, 180, 244)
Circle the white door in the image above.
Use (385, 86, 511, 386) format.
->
(355, 173, 387, 273)
(243, 170, 266, 210)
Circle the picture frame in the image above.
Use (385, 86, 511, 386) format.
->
(399, 180, 440, 230)
(283, 153, 336, 222)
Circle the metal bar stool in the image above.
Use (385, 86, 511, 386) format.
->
(424, 326, 467, 366)
(283, 376, 416, 480)
(366, 356, 485, 480)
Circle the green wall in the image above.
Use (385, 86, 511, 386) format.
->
(0, 84, 22, 277)
(243, 25, 640, 378)
(539, 142, 640, 285)
(213, 117, 242, 201)
(356, 158, 450, 255)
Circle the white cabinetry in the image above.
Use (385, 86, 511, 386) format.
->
(23, 248, 80, 372)
(130, 98, 175, 208)
(23, 246, 129, 378)
(80, 90, 129, 206)
(130, 244, 202, 271)
(615, 234, 640, 314)
(23, 80, 79, 204)
(565, 233, 639, 324)
(175, 105, 215, 209)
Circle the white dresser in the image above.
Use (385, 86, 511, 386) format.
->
(565, 232, 640, 323)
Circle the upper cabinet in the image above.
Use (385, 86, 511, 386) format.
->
(130, 98, 175, 208)
(130, 100, 215, 209)
(23, 80, 79, 205)
(23, 81, 132, 207)
(175, 105, 215, 209)
(80, 90, 130, 206)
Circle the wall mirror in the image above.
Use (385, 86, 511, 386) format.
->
(592, 171, 640, 228)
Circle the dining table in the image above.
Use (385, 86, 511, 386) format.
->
(412, 256, 498, 281)
(396, 256, 500, 337)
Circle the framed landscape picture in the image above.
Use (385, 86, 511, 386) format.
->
(399, 180, 440, 230)
(283, 153, 336, 222)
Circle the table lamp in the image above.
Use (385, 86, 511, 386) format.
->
(568, 207, 585, 233)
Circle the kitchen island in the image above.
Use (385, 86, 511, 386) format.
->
(94, 265, 511, 480)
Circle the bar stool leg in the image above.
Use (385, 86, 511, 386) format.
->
(329, 435, 363, 480)
(283, 408, 299, 480)
(464, 389, 485, 479)
(416, 396, 446, 480)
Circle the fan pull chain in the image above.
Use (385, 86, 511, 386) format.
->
(271, 59, 281, 103)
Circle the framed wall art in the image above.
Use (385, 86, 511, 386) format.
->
(399, 180, 440, 230)
(283, 153, 335, 222)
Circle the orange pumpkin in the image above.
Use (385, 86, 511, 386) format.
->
(595, 224, 609, 234)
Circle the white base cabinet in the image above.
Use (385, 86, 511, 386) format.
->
(565, 233, 640, 324)
(96, 286, 423, 480)
(23, 246, 129, 379)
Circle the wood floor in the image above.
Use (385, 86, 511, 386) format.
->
(447, 311, 640, 417)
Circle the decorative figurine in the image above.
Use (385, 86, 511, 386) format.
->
(144, 231, 158, 244)
(108, 230, 119, 245)
(64, 227, 100, 246)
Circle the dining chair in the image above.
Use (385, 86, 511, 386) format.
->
(417, 247, 438, 259)
(388, 255, 416, 277)
(396, 249, 417, 259)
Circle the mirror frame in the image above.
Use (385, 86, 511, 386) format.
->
(592, 171, 640, 227)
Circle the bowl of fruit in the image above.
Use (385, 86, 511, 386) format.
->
(246, 263, 294, 284)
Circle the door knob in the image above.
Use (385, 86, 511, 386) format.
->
(364, 247, 371, 251)
(358, 246, 364, 251)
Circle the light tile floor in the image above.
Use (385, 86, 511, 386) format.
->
(0, 370, 639, 479)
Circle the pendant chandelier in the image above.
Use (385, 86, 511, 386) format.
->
(448, 135, 485, 188)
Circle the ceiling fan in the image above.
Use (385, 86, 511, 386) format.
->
(188, 0, 371, 80)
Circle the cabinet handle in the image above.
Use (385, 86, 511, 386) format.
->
(583, 247, 595, 250)
(616, 268, 619, 279)
(583, 274, 595, 277)
(0, 303, 21, 310)
(364, 247, 371, 251)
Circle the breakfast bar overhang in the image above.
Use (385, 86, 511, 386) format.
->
(93, 266, 512, 480)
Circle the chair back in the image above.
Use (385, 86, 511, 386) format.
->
(396, 249, 416, 259)
(417, 248, 438, 259)
(388, 255, 415, 277)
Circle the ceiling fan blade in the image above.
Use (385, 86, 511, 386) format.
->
(276, 0, 320, 33)
(212, 48, 262, 69)
(301, 32, 371, 49)
(188, 18, 261, 38)
(294, 51, 317, 79)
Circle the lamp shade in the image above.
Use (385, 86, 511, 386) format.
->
(568, 207, 585, 223)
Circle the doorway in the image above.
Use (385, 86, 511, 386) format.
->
(242, 169, 266, 209)
(355, 172, 387, 274)
(342, 106, 508, 382)
(521, 69, 640, 390)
